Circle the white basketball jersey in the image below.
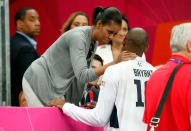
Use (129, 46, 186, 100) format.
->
(62, 56, 155, 131)
(105, 56, 155, 131)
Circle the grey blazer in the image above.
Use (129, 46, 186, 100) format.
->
(24, 26, 98, 105)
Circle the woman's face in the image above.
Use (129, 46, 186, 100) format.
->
(70, 15, 89, 29)
(96, 21, 121, 45)
(112, 20, 128, 44)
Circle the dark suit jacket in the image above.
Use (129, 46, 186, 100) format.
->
(10, 32, 39, 106)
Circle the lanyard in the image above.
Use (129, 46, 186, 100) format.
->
(150, 63, 183, 131)
(169, 58, 184, 64)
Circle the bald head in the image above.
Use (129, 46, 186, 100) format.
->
(123, 27, 148, 57)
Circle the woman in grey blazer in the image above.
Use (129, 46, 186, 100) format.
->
(22, 6, 136, 106)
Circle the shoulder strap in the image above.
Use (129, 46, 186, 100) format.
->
(150, 63, 183, 129)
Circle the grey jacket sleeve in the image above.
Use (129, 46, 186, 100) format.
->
(68, 32, 98, 83)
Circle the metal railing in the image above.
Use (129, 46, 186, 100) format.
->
(0, 0, 11, 106)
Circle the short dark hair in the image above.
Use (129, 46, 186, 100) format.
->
(92, 6, 122, 26)
(125, 28, 148, 57)
(14, 7, 33, 25)
(93, 54, 103, 66)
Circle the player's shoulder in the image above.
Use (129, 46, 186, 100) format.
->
(105, 63, 122, 75)
(106, 63, 119, 71)
(119, 57, 155, 71)
(104, 61, 130, 77)
(115, 57, 141, 67)
(143, 61, 155, 69)
(106, 57, 155, 72)
(136, 57, 155, 68)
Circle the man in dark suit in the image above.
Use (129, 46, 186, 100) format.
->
(10, 7, 40, 106)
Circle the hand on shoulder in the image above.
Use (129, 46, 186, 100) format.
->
(114, 51, 136, 64)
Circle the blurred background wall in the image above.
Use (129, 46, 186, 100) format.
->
(9, 0, 191, 66)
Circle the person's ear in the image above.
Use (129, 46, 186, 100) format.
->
(96, 20, 102, 28)
(186, 40, 191, 53)
(144, 44, 149, 52)
(16, 19, 24, 29)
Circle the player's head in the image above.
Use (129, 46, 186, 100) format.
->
(122, 27, 148, 57)
(170, 23, 191, 53)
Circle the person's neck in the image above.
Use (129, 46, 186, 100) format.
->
(91, 26, 96, 42)
(173, 51, 191, 61)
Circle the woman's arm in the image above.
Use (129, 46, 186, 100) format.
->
(69, 32, 98, 83)
(94, 51, 136, 76)
(47, 66, 118, 127)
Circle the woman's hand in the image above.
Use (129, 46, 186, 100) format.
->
(114, 51, 136, 64)
(47, 98, 66, 109)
